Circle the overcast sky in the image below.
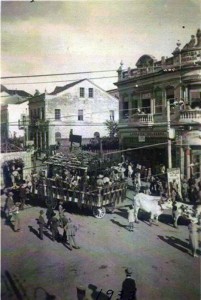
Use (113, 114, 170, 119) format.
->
(1, 0, 200, 95)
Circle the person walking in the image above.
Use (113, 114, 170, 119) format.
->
(50, 213, 60, 242)
(58, 201, 64, 227)
(11, 202, 21, 232)
(67, 218, 80, 250)
(172, 200, 179, 228)
(19, 181, 27, 210)
(61, 215, 69, 243)
(38, 210, 45, 240)
(128, 205, 135, 232)
(46, 206, 54, 229)
(120, 268, 137, 300)
(5, 192, 14, 223)
(188, 219, 200, 257)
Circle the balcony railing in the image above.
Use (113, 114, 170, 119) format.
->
(128, 113, 154, 126)
(179, 109, 201, 124)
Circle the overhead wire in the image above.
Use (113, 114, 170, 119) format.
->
(2, 104, 169, 125)
(1, 69, 117, 79)
(3, 75, 118, 86)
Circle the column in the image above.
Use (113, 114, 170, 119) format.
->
(186, 146, 191, 179)
(151, 98, 155, 114)
(184, 86, 188, 104)
(43, 131, 46, 150)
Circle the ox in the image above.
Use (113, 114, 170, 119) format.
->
(172, 202, 201, 228)
(133, 193, 172, 225)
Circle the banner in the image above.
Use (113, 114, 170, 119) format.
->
(167, 168, 182, 198)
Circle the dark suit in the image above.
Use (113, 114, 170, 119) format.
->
(50, 216, 60, 241)
(38, 215, 45, 239)
(121, 276, 137, 300)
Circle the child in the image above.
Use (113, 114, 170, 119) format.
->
(128, 205, 135, 232)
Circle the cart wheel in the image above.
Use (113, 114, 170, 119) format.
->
(92, 207, 106, 219)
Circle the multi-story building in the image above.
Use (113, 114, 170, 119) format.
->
(28, 79, 119, 152)
(115, 29, 201, 179)
(1, 85, 31, 146)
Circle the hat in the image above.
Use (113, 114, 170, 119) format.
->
(125, 268, 132, 275)
(40, 210, 44, 214)
(97, 175, 104, 179)
(8, 192, 14, 196)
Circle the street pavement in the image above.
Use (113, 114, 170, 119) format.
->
(1, 188, 200, 300)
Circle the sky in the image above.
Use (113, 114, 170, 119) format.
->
(1, 0, 201, 95)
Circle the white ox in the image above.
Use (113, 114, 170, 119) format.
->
(173, 202, 201, 227)
(133, 193, 172, 225)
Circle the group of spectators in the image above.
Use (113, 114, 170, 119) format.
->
(38, 203, 80, 250)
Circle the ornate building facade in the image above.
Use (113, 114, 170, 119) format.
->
(115, 29, 201, 179)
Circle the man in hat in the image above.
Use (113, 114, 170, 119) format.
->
(50, 213, 60, 242)
(5, 192, 14, 223)
(38, 210, 45, 240)
(120, 268, 137, 300)
(19, 181, 27, 210)
(46, 206, 54, 229)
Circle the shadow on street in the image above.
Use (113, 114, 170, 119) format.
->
(110, 219, 128, 230)
(88, 284, 109, 300)
(157, 235, 190, 254)
(28, 225, 40, 239)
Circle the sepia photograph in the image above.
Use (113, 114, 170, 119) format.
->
(1, 0, 201, 299)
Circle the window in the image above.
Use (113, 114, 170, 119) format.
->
(55, 109, 61, 120)
(190, 90, 201, 109)
(166, 86, 175, 107)
(78, 110, 83, 121)
(131, 94, 139, 114)
(55, 132, 61, 140)
(155, 89, 163, 113)
(89, 88, 93, 98)
(122, 95, 129, 119)
(41, 107, 45, 120)
(110, 110, 115, 120)
(122, 100, 129, 118)
(38, 108, 40, 118)
(80, 87, 85, 98)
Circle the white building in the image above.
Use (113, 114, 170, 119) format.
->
(29, 79, 119, 150)
(1, 85, 31, 143)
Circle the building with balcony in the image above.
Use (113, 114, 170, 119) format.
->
(115, 29, 201, 179)
(28, 79, 119, 153)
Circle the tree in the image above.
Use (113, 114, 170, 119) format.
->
(104, 120, 119, 138)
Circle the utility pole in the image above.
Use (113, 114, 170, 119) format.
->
(167, 98, 172, 169)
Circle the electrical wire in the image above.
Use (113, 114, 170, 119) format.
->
(1, 104, 169, 125)
(3, 75, 118, 86)
(1, 69, 117, 79)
